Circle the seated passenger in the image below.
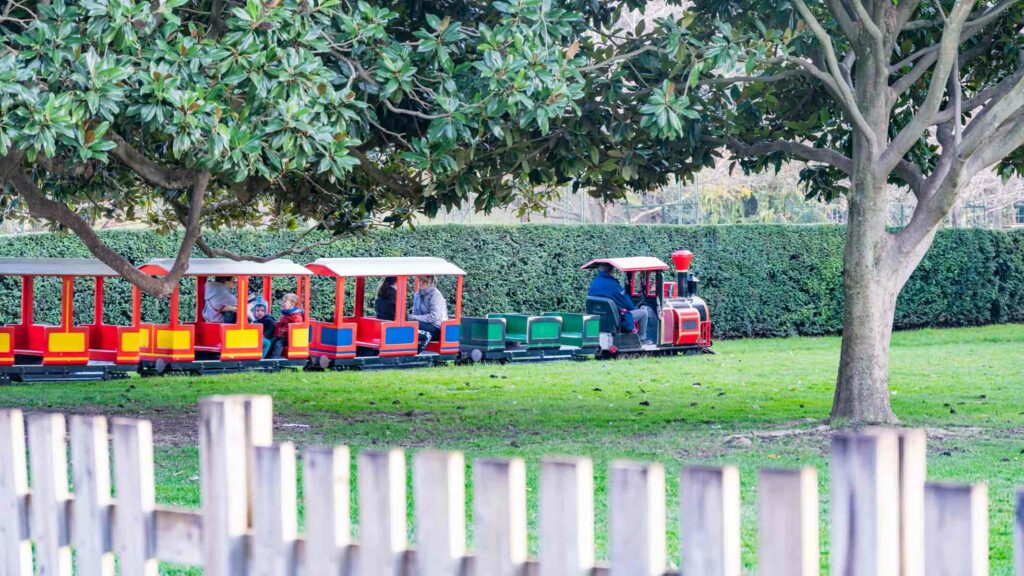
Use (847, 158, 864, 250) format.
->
(587, 263, 653, 345)
(409, 275, 447, 351)
(252, 300, 276, 358)
(374, 277, 398, 320)
(269, 293, 304, 358)
(202, 276, 238, 323)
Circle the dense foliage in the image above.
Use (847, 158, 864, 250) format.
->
(1, 224, 1020, 338)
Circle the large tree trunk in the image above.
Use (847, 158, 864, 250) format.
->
(831, 123, 901, 423)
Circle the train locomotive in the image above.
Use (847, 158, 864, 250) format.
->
(0, 250, 712, 382)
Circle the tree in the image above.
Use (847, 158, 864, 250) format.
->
(620, 0, 1024, 421)
(0, 0, 621, 296)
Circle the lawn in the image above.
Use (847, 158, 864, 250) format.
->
(3, 323, 1023, 574)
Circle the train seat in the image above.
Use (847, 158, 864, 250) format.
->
(584, 297, 624, 332)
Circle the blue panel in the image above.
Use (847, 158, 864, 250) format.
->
(321, 326, 352, 347)
(444, 324, 460, 342)
(386, 326, 416, 345)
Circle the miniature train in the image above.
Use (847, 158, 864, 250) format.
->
(0, 251, 712, 382)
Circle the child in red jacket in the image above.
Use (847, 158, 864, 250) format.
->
(269, 293, 304, 358)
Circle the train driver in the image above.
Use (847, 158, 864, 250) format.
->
(587, 264, 654, 345)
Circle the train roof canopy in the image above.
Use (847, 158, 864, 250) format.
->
(307, 257, 466, 278)
(140, 258, 312, 276)
(0, 258, 123, 277)
(580, 257, 670, 272)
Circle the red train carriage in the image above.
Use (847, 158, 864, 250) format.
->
(582, 250, 712, 358)
(0, 258, 142, 382)
(305, 257, 465, 369)
(136, 258, 312, 374)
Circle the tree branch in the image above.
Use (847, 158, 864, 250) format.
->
(0, 151, 209, 298)
(195, 230, 339, 263)
(791, 0, 879, 150)
(709, 137, 855, 173)
(108, 132, 196, 190)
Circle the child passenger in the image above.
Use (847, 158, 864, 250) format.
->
(252, 300, 276, 358)
(269, 293, 304, 358)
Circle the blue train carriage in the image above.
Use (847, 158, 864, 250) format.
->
(305, 257, 465, 369)
(582, 251, 713, 359)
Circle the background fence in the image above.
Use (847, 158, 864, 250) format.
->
(0, 394, 1013, 575)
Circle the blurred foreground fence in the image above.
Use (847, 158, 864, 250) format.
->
(0, 394, 1007, 575)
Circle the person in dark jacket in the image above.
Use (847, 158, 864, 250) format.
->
(587, 263, 653, 344)
(374, 277, 398, 321)
(252, 300, 276, 358)
(269, 293, 305, 358)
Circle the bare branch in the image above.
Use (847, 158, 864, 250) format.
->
(960, 72, 1024, 159)
(965, 110, 1024, 177)
(848, 0, 884, 44)
(791, 0, 879, 150)
(580, 45, 661, 72)
(195, 231, 339, 263)
(709, 136, 855, 173)
(702, 69, 806, 85)
(880, 0, 973, 175)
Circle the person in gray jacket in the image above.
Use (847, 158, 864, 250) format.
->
(409, 275, 447, 348)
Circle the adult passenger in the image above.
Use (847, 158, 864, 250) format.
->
(202, 276, 238, 323)
(409, 275, 447, 350)
(374, 276, 398, 321)
(587, 263, 653, 345)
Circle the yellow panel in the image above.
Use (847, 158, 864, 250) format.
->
(225, 328, 259, 350)
(0, 332, 10, 353)
(49, 332, 85, 353)
(156, 329, 192, 350)
(121, 331, 141, 353)
(290, 327, 309, 346)
(139, 327, 150, 345)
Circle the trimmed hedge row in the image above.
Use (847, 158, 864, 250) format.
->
(0, 224, 1020, 338)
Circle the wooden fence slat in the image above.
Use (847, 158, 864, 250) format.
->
(253, 443, 298, 576)
(359, 449, 407, 576)
(830, 430, 900, 576)
(303, 446, 351, 576)
(200, 396, 251, 576)
(413, 451, 466, 576)
(243, 395, 274, 529)
(0, 409, 31, 576)
(153, 507, 203, 566)
(1015, 491, 1024, 576)
(112, 418, 159, 576)
(608, 461, 665, 576)
(473, 458, 528, 576)
(757, 468, 819, 576)
(680, 465, 740, 576)
(924, 483, 988, 576)
(70, 416, 114, 576)
(28, 413, 73, 576)
(899, 430, 927, 576)
(538, 457, 594, 576)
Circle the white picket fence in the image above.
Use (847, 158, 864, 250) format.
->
(0, 394, 1012, 576)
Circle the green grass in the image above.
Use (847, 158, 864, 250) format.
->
(4, 323, 1024, 574)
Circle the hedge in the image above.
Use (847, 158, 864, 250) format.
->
(0, 224, 1020, 339)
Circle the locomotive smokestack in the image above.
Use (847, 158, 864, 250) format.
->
(671, 250, 697, 298)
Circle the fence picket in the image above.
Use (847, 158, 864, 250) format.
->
(413, 451, 466, 576)
(111, 418, 159, 576)
(899, 430, 927, 576)
(538, 457, 594, 576)
(303, 446, 351, 576)
(200, 396, 251, 576)
(473, 458, 528, 576)
(253, 443, 298, 576)
(0, 409, 31, 576)
(243, 395, 274, 529)
(69, 416, 114, 576)
(757, 467, 819, 576)
(359, 449, 407, 576)
(924, 483, 988, 576)
(680, 465, 741, 576)
(831, 430, 900, 576)
(27, 413, 73, 576)
(608, 461, 665, 576)
(1015, 491, 1024, 576)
